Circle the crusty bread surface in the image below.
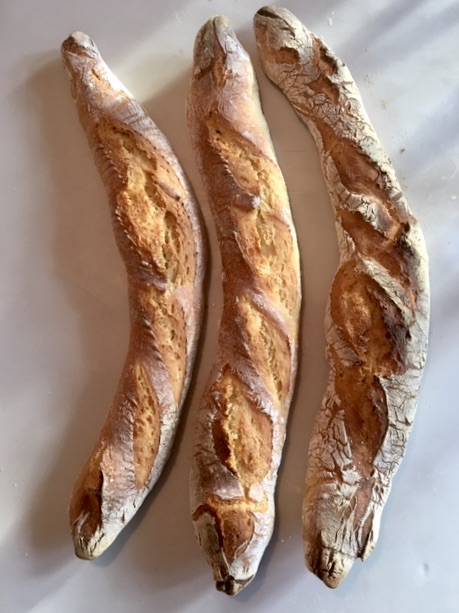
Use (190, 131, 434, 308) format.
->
(62, 32, 206, 560)
(254, 5, 430, 588)
(187, 16, 301, 595)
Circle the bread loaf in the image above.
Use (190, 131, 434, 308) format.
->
(187, 16, 301, 595)
(61, 32, 206, 559)
(254, 6, 430, 588)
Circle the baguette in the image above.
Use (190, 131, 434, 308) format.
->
(61, 32, 206, 559)
(254, 6, 430, 588)
(187, 17, 301, 595)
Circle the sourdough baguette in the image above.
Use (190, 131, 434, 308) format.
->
(254, 6, 430, 588)
(187, 17, 301, 595)
(61, 32, 206, 559)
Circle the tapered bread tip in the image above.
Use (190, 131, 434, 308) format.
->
(255, 5, 298, 27)
(73, 535, 98, 561)
(306, 547, 354, 589)
(61, 31, 99, 62)
(61, 31, 101, 86)
(216, 575, 254, 596)
(63, 30, 93, 47)
(253, 6, 308, 69)
(71, 519, 103, 560)
(192, 14, 243, 76)
(70, 504, 106, 560)
(195, 14, 232, 45)
(256, 5, 285, 19)
(61, 31, 132, 98)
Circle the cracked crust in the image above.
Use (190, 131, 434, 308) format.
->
(188, 16, 301, 595)
(254, 6, 430, 587)
(61, 32, 206, 559)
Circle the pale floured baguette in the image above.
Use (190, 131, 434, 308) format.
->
(254, 6, 430, 588)
(61, 32, 206, 559)
(187, 17, 301, 595)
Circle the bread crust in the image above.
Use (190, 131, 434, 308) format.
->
(187, 17, 301, 595)
(61, 32, 206, 559)
(254, 6, 430, 587)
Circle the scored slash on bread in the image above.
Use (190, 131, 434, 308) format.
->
(187, 16, 301, 595)
(254, 6, 430, 588)
(61, 32, 206, 559)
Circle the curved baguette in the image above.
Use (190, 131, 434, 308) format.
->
(254, 6, 430, 588)
(61, 32, 206, 559)
(187, 17, 301, 595)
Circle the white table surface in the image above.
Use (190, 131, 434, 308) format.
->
(1, 0, 458, 611)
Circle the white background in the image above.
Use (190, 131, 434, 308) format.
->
(1, 0, 458, 611)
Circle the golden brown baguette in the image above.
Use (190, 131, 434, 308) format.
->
(61, 32, 206, 559)
(187, 16, 301, 595)
(254, 6, 430, 588)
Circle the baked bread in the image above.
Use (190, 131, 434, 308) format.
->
(61, 32, 206, 559)
(187, 16, 301, 595)
(254, 6, 430, 588)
